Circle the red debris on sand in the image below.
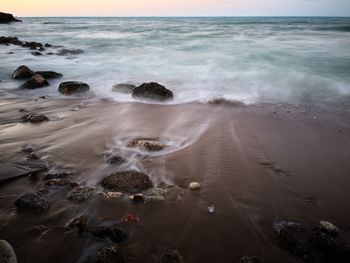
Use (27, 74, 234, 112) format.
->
(123, 214, 140, 222)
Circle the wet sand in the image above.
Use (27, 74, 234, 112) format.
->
(1, 90, 350, 262)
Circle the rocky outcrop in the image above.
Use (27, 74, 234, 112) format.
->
(14, 192, 49, 213)
(0, 240, 17, 263)
(132, 82, 173, 101)
(0, 12, 21, 23)
(58, 81, 90, 95)
(101, 171, 152, 193)
(20, 74, 49, 89)
(12, 65, 34, 79)
(112, 83, 136, 94)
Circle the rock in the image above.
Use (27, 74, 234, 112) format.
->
(273, 220, 311, 258)
(189, 182, 201, 190)
(101, 171, 152, 193)
(27, 152, 40, 160)
(22, 145, 35, 153)
(0, 12, 21, 23)
(0, 36, 22, 46)
(42, 179, 73, 189)
(22, 113, 49, 123)
(310, 226, 340, 253)
(127, 138, 166, 152)
(106, 192, 123, 199)
(0, 240, 17, 263)
(66, 215, 89, 233)
(44, 43, 52, 48)
(145, 188, 166, 202)
(159, 250, 183, 263)
(131, 194, 144, 204)
(20, 74, 49, 89)
(67, 186, 95, 201)
(112, 83, 136, 94)
(319, 220, 340, 236)
(145, 186, 185, 203)
(239, 255, 263, 263)
(57, 48, 84, 56)
(132, 82, 173, 101)
(14, 192, 49, 213)
(31, 51, 43, 56)
(207, 97, 245, 107)
(43, 170, 73, 180)
(90, 225, 127, 243)
(58, 81, 90, 95)
(94, 245, 125, 263)
(34, 71, 62, 79)
(22, 41, 43, 50)
(12, 65, 34, 79)
(105, 154, 126, 165)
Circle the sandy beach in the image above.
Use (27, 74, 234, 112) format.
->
(1, 88, 350, 262)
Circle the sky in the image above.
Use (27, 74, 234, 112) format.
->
(1, 0, 349, 17)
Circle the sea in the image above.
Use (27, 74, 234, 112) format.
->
(1, 17, 350, 106)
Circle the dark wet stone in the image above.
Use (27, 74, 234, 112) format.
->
(90, 225, 127, 243)
(44, 43, 52, 48)
(57, 48, 84, 56)
(101, 171, 152, 193)
(95, 245, 125, 263)
(12, 65, 34, 79)
(34, 71, 62, 79)
(0, 239, 17, 263)
(43, 179, 73, 189)
(0, 12, 21, 23)
(319, 220, 340, 236)
(310, 226, 339, 252)
(31, 51, 43, 56)
(22, 41, 43, 50)
(20, 74, 49, 89)
(58, 81, 90, 95)
(273, 220, 311, 258)
(159, 250, 183, 263)
(22, 113, 49, 123)
(239, 255, 264, 263)
(127, 138, 165, 152)
(67, 186, 95, 201)
(132, 82, 173, 101)
(112, 83, 136, 94)
(131, 194, 144, 204)
(15, 192, 49, 213)
(66, 215, 89, 233)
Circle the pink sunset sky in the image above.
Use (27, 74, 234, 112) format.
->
(1, 0, 349, 16)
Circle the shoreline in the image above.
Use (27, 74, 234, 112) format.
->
(1, 90, 350, 262)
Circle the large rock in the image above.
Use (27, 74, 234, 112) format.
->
(0, 240, 17, 263)
(58, 81, 89, 95)
(100, 171, 152, 193)
(14, 192, 49, 213)
(12, 65, 34, 79)
(0, 12, 21, 23)
(20, 74, 49, 89)
(34, 71, 62, 79)
(112, 83, 136, 94)
(132, 82, 173, 101)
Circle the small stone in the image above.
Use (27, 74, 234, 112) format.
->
(22, 113, 49, 123)
(101, 171, 152, 193)
(319, 220, 340, 235)
(66, 215, 89, 233)
(159, 250, 183, 263)
(15, 192, 49, 213)
(0, 239, 17, 263)
(105, 155, 126, 165)
(31, 51, 43, 56)
(20, 74, 49, 89)
(189, 182, 201, 190)
(58, 81, 90, 95)
(106, 192, 123, 199)
(12, 65, 34, 79)
(67, 186, 95, 201)
(131, 194, 144, 204)
(95, 245, 125, 263)
(127, 138, 165, 152)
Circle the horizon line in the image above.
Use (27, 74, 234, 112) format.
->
(18, 15, 350, 18)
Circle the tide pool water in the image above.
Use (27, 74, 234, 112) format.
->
(0, 17, 349, 105)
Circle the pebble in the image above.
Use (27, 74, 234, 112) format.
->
(189, 182, 201, 190)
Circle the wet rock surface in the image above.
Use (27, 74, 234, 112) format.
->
(58, 81, 90, 95)
(101, 171, 152, 193)
(14, 192, 49, 213)
(94, 245, 125, 263)
(0, 12, 21, 23)
(90, 223, 127, 243)
(67, 186, 95, 201)
(65, 215, 89, 233)
(132, 82, 173, 101)
(0, 240, 17, 263)
(34, 71, 62, 79)
(12, 65, 34, 79)
(112, 83, 136, 94)
(20, 74, 49, 89)
(22, 113, 49, 123)
(127, 138, 166, 152)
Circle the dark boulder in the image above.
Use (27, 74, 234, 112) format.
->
(132, 82, 173, 101)
(58, 81, 90, 95)
(112, 83, 136, 94)
(0, 12, 21, 23)
(14, 192, 49, 213)
(0, 239, 17, 263)
(90, 225, 127, 243)
(0, 36, 22, 46)
(20, 74, 49, 89)
(12, 65, 34, 79)
(34, 71, 62, 79)
(101, 171, 152, 193)
(22, 113, 49, 123)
